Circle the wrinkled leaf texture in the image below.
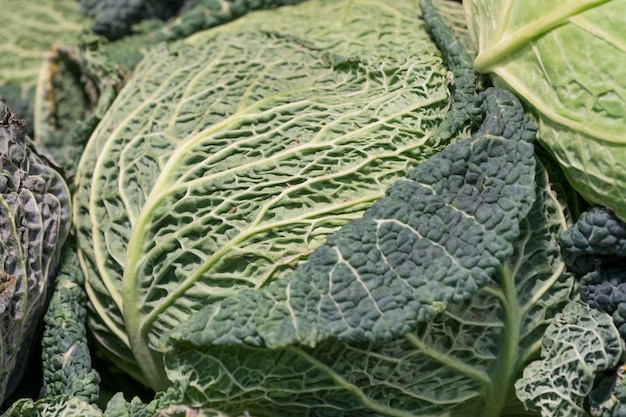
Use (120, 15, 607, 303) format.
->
(40, 246, 100, 404)
(164, 92, 576, 417)
(79, 0, 309, 41)
(464, 0, 626, 221)
(0, 395, 102, 417)
(516, 302, 623, 417)
(559, 205, 626, 259)
(0, 103, 71, 404)
(74, 0, 454, 388)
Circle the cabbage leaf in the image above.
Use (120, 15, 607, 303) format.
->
(74, 0, 456, 389)
(163, 88, 575, 417)
(0, 103, 71, 404)
(464, 0, 626, 222)
(516, 302, 623, 417)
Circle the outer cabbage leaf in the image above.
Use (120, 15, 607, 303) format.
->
(0, 246, 245, 417)
(99, 392, 253, 417)
(555, 205, 626, 417)
(33, 47, 103, 174)
(0, 1, 127, 176)
(40, 246, 100, 404)
(169, 88, 538, 350)
(0, 103, 71, 404)
(1, 396, 102, 417)
(74, 0, 455, 389)
(432, 0, 476, 56)
(1, 393, 248, 417)
(0, 1, 108, 175)
(75, 0, 313, 83)
(159, 0, 309, 42)
(559, 206, 626, 260)
(558, 206, 626, 332)
(515, 302, 624, 417)
(421, 0, 476, 145)
(164, 91, 576, 417)
(464, 0, 626, 222)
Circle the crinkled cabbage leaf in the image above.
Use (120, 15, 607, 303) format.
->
(78, 0, 308, 41)
(74, 0, 456, 389)
(464, 0, 626, 222)
(163, 89, 575, 417)
(516, 302, 623, 417)
(0, 103, 71, 404)
(78, 0, 185, 40)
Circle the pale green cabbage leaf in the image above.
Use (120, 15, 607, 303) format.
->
(162, 89, 575, 416)
(515, 302, 624, 417)
(74, 0, 455, 389)
(0, 245, 245, 417)
(464, 0, 626, 222)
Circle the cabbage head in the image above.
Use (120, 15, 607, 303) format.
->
(464, 0, 626, 221)
(73, 0, 457, 389)
(0, 103, 71, 404)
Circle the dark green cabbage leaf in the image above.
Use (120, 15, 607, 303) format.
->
(464, 0, 626, 222)
(163, 87, 576, 417)
(0, 103, 71, 404)
(78, 0, 309, 41)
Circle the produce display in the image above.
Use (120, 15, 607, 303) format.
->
(0, 0, 625, 416)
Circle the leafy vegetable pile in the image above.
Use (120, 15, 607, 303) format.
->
(0, 0, 625, 416)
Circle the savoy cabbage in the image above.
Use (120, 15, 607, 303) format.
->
(464, 0, 626, 222)
(68, 0, 602, 415)
(515, 301, 623, 416)
(73, 0, 457, 389)
(552, 206, 626, 417)
(163, 86, 571, 416)
(1, 246, 103, 416)
(2, 1, 626, 416)
(0, 102, 71, 404)
(0, 0, 314, 175)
